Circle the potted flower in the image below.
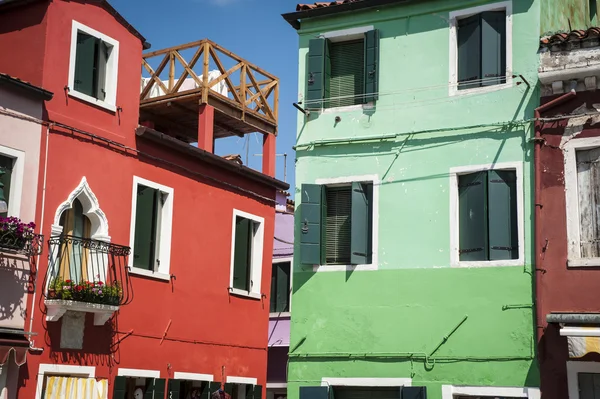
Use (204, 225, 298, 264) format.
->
(0, 216, 35, 251)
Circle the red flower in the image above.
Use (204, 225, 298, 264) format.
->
(98, 281, 104, 286)
(76, 285, 83, 292)
(65, 280, 72, 284)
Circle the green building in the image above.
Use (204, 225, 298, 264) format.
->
(283, 0, 545, 398)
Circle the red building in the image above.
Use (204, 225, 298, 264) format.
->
(536, 29, 600, 399)
(0, 0, 287, 398)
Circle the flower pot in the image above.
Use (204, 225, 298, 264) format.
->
(47, 289, 56, 299)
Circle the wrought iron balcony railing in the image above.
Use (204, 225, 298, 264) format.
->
(0, 231, 43, 256)
(44, 235, 133, 307)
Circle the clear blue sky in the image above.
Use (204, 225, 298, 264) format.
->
(111, 0, 302, 190)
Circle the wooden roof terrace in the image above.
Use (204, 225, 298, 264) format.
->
(140, 39, 279, 142)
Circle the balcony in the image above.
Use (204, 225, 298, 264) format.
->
(44, 235, 132, 326)
(0, 217, 43, 256)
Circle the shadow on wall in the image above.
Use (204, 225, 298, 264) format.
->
(0, 255, 31, 325)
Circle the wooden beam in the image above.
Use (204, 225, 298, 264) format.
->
(141, 57, 170, 99)
(143, 39, 207, 58)
(246, 68, 274, 120)
(172, 47, 204, 93)
(208, 45, 241, 104)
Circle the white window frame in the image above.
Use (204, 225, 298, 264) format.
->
(441, 385, 540, 399)
(128, 176, 174, 281)
(68, 20, 119, 112)
(227, 376, 259, 399)
(313, 174, 380, 272)
(449, 162, 525, 267)
(35, 364, 96, 399)
(117, 368, 160, 378)
(270, 256, 293, 317)
(0, 145, 25, 219)
(173, 372, 214, 382)
(564, 137, 600, 267)
(448, 1, 513, 97)
(567, 361, 600, 399)
(229, 209, 265, 299)
(321, 377, 412, 387)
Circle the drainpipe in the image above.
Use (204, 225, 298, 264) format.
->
(533, 89, 576, 347)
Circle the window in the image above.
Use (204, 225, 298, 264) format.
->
(300, 179, 375, 268)
(0, 146, 24, 219)
(454, 396, 522, 399)
(270, 261, 291, 313)
(225, 377, 261, 399)
(306, 28, 379, 110)
(58, 199, 92, 282)
(229, 210, 264, 298)
(299, 384, 423, 399)
(113, 376, 165, 399)
(442, 385, 539, 399)
(0, 154, 14, 218)
(68, 21, 119, 111)
(568, 361, 600, 399)
(129, 177, 173, 279)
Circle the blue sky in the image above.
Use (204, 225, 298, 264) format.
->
(112, 0, 302, 189)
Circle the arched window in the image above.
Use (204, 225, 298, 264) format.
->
(57, 198, 92, 283)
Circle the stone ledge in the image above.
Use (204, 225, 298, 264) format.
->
(45, 299, 119, 326)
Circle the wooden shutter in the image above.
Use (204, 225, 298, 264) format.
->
(134, 185, 159, 271)
(271, 262, 291, 312)
(487, 170, 518, 260)
(154, 378, 165, 399)
(457, 14, 481, 90)
(96, 41, 110, 100)
(0, 155, 13, 218)
(458, 172, 488, 261)
(169, 379, 181, 399)
(112, 376, 127, 399)
(144, 378, 155, 399)
(401, 387, 426, 399)
(350, 182, 373, 265)
(209, 382, 221, 394)
(335, 387, 399, 399)
(253, 385, 263, 399)
(307, 39, 328, 109)
(74, 32, 98, 97)
(481, 11, 506, 87)
(364, 29, 379, 103)
(577, 372, 600, 398)
(300, 184, 324, 265)
(576, 148, 600, 258)
(325, 186, 352, 264)
(300, 387, 329, 399)
(233, 216, 253, 290)
(329, 40, 364, 108)
(225, 383, 234, 397)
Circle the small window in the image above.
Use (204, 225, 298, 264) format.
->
(232, 216, 260, 291)
(575, 147, 600, 258)
(577, 372, 600, 399)
(328, 40, 365, 108)
(0, 155, 15, 218)
(457, 170, 518, 262)
(113, 376, 165, 399)
(454, 396, 522, 399)
(270, 261, 291, 313)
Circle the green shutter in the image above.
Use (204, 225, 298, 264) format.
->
(458, 172, 488, 261)
(457, 14, 481, 90)
(168, 379, 181, 399)
(306, 39, 327, 109)
(402, 386, 427, 399)
(144, 378, 155, 399)
(364, 29, 379, 103)
(277, 262, 290, 311)
(300, 387, 328, 399)
(245, 385, 254, 399)
(74, 32, 98, 97)
(253, 385, 262, 399)
(112, 376, 127, 399)
(487, 170, 518, 260)
(270, 263, 277, 312)
(154, 378, 165, 399)
(224, 383, 234, 397)
(481, 11, 506, 87)
(0, 155, 13, 218)
(209, 382, 221, 394)
(96, 41, 110, 100)
(300, 184, 324, 265)
(328, 40, 364, 108)
(325, 186, 352, 264)
(350, 182, 372, 265)
(134, 185, 158, 271)
(233, 216, 253, 290)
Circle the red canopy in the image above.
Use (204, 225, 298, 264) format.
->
(0, 334, 29, 366)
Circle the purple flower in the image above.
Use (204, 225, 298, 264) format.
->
(98, 290, 103, 295)
(62, 285, 70, 290)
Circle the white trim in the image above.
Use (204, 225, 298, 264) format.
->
(173, 372, 214, 382)
(117, 368, 160, 378)
(321, 378, 411, 387)
(567, 361, 600, 399)
(266, 383, 287, 389)
(563, 137, 600, 267)
(35, 364, 96, 399)
(561, 327, 600, 337)
(129, 176, 174, 276)
(448, 1, 513, 97)
(226, 376, 258, 385)
(229, 209, 265, 298)
(270, 257, 293, 316)
(312, 174, 380, 272)
(442, 385, 540, 399)
(68, 20, 119, 112)
(0, 145, 25, 219)
(320, 25, 374, 42)
(449, 162, 525, 267)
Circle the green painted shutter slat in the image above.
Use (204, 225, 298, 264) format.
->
(328, 40, 364, 108)
(144, 378, 155, 399)
(154, 378, 165, 399)
(325, 186, 352, 264)
(224, 383, 234, 397)
(300, 184, 324, 264)
(335, 387, 398, 399)
(253, 385, 262, 399)
(402, 386, 427, 399)
(300, 387, 329, 399)
(168, 379, 181, 399)
(233, 216, 252, 290)
(270, 263, 277, 312)
(458, 172, 488, 261)
(96, 41, 109, 100)
(112, 376, 127, 399)
(74, 32, 98, 97)
(350, 182, 372, 265)
(209, 382, 221, 394)
(277, 262, 290, 311)
(0, 155, 13, 218)
(134, 185, 158, 271)
(307, 39, 327, 109)
(487, 170, 518, 261)
(457, 14, 481, 90)
(364, 29, 379, 103)
(481, 11, 506, 87)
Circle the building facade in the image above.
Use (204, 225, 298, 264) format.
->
(0, 0, 287, 398)
(283, 0, 541, 398)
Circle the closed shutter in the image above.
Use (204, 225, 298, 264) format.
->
(154, 378, 166, 399)
(300, 184, 324, 265)
(134, 185, 159, 271)
(113, 376, 127, 399)
(253, 385, 263, 399)
(74, 32, 98, 97)
(225, 383, 234, 398)
(0, 155, 13, 218)
(325, 186, 352, 264)
(401, 387, 426, 399)
(481, 11, 506, 87)
(168, 379, 181, 399)
(458, 172, 488, 261)
(96, 41, 110, 101)
(209, 382, 222, 395)
(457, 14, 481, 90)
(350, 182, 373, 265)
(576, 147, 600, 258)
(577, 372, 600, 399)
(487, 170, 518, 260)
(328, 40, 364, 108)
(300, 387, 329, 399)
(364, 29, 380, 103)
(306, 39, 328, 109)
(334, 387, 400, 399)
(144, 378, 154, 399)
(271, 262, 291, 312)
(233, 216, 253, 290)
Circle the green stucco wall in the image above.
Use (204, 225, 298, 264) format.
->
(290, 1, 541, 398)
(541, 0, 599, 35)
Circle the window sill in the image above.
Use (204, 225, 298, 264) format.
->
(568, 258, 600, 268)
(319, 103, 373, 114)
(452, 259, 524, 268)
(228, 288, 261, 300)
(68, 90, 116, 113)
(128, 267, 171, 281)
(269, 312, 291, 318)
(312, 264, 378, 272)
(449, 80, 513, 97)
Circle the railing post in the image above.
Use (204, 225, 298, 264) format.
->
(202, 41, 210, 104)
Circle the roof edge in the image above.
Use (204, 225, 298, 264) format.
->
(0, 73, 53, 100)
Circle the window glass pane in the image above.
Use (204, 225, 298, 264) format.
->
(133, 185, 159, 271)
(458, 172, 488, 261)
(233, 216, 254, 291)
(327, 40, 364, 108)
(578, 372, 600, 399)
(457, 14, 482, 90)
(0, 155, 13, 218)
(74, 32, 99, 98)
(325, 186, 352, 264)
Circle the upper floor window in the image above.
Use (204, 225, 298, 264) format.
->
(0, 154, 15, 218)
(270, 260, 291, 313)
(229, 210, 265, 299)
(68, 21, 119, 112)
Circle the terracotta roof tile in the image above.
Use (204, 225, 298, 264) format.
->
(540, 27, 600, 51)
(296, 0, 365, 11)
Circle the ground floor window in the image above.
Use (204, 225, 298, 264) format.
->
(113, 376, 165, 399)
(42, 375, 108, 398)
(300, 385, 424, 399)
(568, 361, 600, 399)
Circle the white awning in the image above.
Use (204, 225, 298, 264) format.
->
(561, 327, 600, 358)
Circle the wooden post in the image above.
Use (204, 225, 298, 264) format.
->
(262, 133, 276, 177)
(198, 104, 214, 153)
(202, 41, 210, 104)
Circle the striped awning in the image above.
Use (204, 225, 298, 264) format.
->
(561, 327, 600, 358)
(44, 376, 108, 399)
(0, 334, 30, 366)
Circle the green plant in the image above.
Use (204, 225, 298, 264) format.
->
(48, 275, 122, 306)
(0, 216, 35, 250)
